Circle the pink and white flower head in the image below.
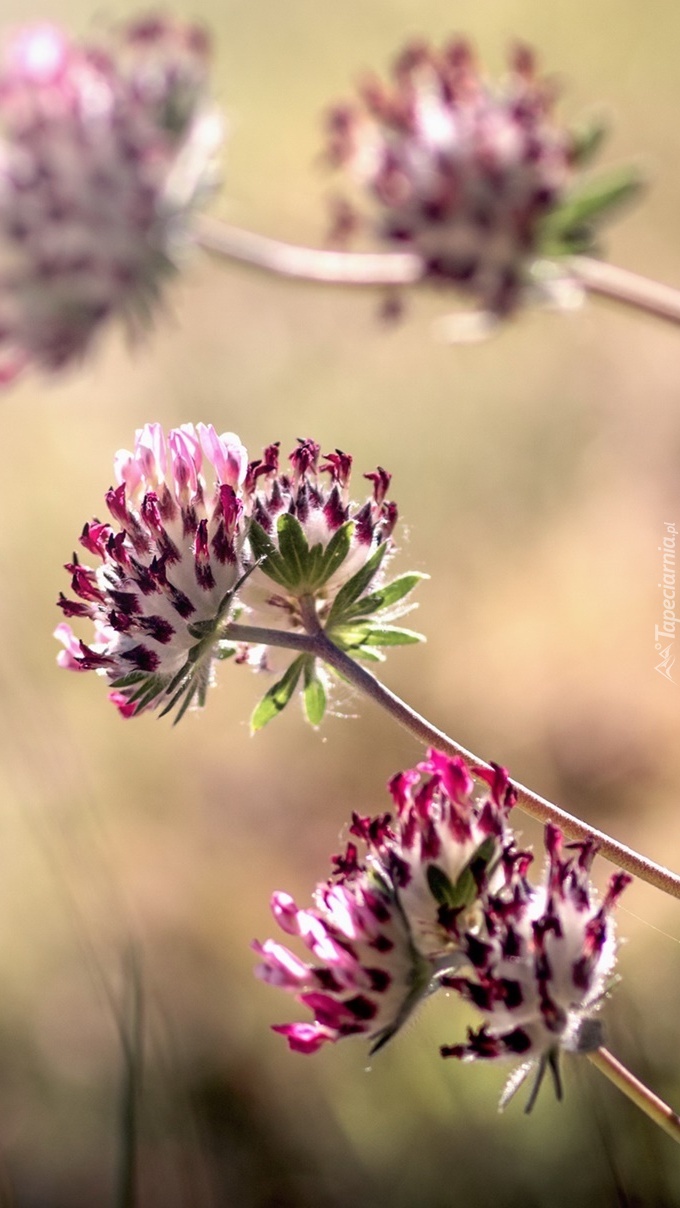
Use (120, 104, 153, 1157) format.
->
(56, 422, 248, 718)
(0, 15, 222, 383)
(377, 751, 521, 958)
(254, 854, 433, 1055)
(241, 438, 398, 630)
(325, 40, 577, 318)
(253, 750, 520, 1053)
(441, 824, 631, 1108)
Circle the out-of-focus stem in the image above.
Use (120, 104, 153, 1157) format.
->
(195, 216, 680, 326)
(588, 1048, 680, 1144)
(195, 216, 423, 286)
(571, 256, 680, 327)
(223, 615, 680, 900)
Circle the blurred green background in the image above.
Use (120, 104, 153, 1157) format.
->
(0, 0, 680, 1203)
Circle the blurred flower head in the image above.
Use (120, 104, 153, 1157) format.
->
(325, 38, 639, 324)
(0, 14, 222, 383)
(56, 422, 248, 719)
(441, 823, 631, 1107)
(254, 750, 520, 1052)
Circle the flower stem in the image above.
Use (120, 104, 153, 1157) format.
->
(224, 621, 317, 654)
(588, 1048, 680, 1144)
(195, 216, 422, 287)
(571, 256, 680, 327)
(224, 616, 680, 900)
(195, 216, 680, 326)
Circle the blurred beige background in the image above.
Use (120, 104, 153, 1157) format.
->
(0, 0, 679, 1203)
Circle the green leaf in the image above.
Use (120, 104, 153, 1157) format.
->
(468, 836, 496, 882)
(447, 867, 476, 910)
(248, 520, 290, 588)
(355, 624, 424, 647)
(304, 541, 326, 588)
(250, 655, 305, 732)
(314, 522, 353, 588)
(325, 542, 389, 625)
(303, 661, 327, 727)
(109, 671, 147, 689)
(444, 838, 499, 910)
(276, 513, 313, 589)
(568, 116, 608, 166)
(426, 864, 457, 907)
(340, 572, 427, 621)
(328, 622, 370, 650)
(355, 647, 385, 663)
(540, 166, 643, 256)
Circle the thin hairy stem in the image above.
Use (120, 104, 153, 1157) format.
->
(224, 616, 680, 899)
(588, 1048, 680, 1144)
(224, 621, 317, 654)
(195, 216, 680, 325)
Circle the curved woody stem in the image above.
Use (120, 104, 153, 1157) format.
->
(195, 216, 680, 327)
(225, 615, 680, 901)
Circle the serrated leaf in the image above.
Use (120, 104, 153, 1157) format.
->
(340, 571, 427, 621)
(303, 662, 327, 727)
(250, 655, 305, 732)
(325, 542, 389, 625)
(569, 116, 608, 166)
(540, 166, 643, 256)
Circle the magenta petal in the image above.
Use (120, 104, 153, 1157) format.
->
(271, 1023, 332, 1054)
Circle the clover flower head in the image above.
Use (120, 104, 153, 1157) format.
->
(55, 427, 425, 729)
(241, 437, 425, 731)
(0, 14, 222, 382)
(325, 38, 638, 322)
(253, 856, 432, 1055)
(441, 823, 631, 1107)
(377, 750, 521, 958)
(242, 437, 398, 627)
(56, 422, 248, 719)
(253, 750, 521, 1051)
